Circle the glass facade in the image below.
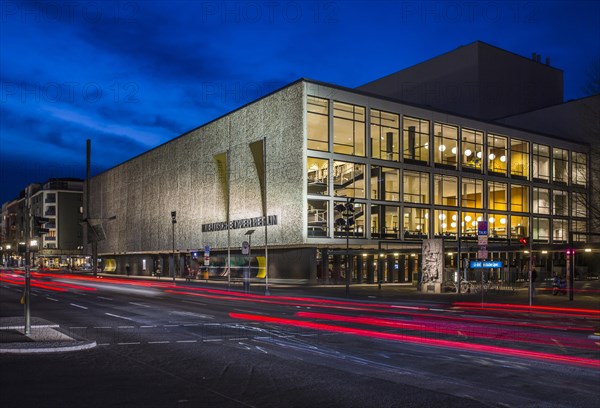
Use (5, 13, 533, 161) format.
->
(305, 93, 589, 245)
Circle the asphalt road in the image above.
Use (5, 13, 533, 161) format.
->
(1, 271, 598, 408)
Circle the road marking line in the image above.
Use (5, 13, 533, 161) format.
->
(70, 327, 87, 329)
(94, 326, 111, 329)
(176, 340, 197, 343)
(181, 300, 207, 306)
(117, 342, 140, 345)
(70, 303, 88, 309)
(148, 341, 170, 344)
(129, 302, 150, 308)
(97, 296, 113, 301)
(98, 343, 110, 346)
(184, 324, 200, 327)
(46, 297, 59, 302)
(105, 313, 133, 321)
(118, 326, 135, 329)
(164, 324, 178, 327)
(203, 339, 223, 342)
(230, 338, 248, 341)
(140, 325, 156, 328)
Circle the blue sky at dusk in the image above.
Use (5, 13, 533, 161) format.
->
(1, 0, 599, 204)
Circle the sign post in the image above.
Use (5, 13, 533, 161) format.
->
(477, 221, 488, 306)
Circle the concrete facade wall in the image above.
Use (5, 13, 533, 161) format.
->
(89, 82, 305, 256)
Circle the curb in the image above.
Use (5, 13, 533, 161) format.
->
(0, 340, 97, 354)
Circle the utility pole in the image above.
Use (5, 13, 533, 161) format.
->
(171, 211, 177, 283)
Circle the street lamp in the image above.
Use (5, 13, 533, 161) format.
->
(171, 211, 177, 283)
(335, 197, 355, 296)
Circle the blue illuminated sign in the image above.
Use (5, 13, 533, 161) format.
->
(470, 260, 503, 268)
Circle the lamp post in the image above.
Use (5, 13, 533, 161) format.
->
(171, 211, 177, 283)
(335, 197, 355, 297)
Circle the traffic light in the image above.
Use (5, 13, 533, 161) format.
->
(171, 211, 177, 224)
(519, 236, 528, 247)
(33, 216, 51, 236)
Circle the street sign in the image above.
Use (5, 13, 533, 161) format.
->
(470, 260, 503, 268)
(477, 249, 488, 259)
(477, 235, 488, 246)
(241, 241, 250, 255)
(477, 221, 488, 236)
(204, 256, 210, 266)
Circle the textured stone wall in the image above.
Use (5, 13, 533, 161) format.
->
(89, 82, 305, 255)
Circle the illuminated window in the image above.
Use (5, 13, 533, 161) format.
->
(532, 218, 550, 242)
(572, 152, 587, 187)
(307, 200, 328, 237)
(572, 192, 587, 218)
(510, 138, 529, 179)
(334, 201, 365, 238)
(461, 128, 484, 171)
(461, 178, 483, 209)
(510, 184, 529, 213)
(552, 189, 568, 216)
(572, 220, 587, 242)
(307, 157, 328, 196)
(434, 123, 458, 168)
(510, 215, 529, 240)
(434, 174, 458, 206)
(403, 171, 429, 204)
(371, 110, 399, 162)
(488, 214, 508, 239)
(488, 134, 507, 175)
(532, 187, 550, 214)
(532, 144, 550, 182)
(488, 181, 507, 211)
(307, 96, 329, 151)
(552, 218, 568, 243)
(333, 102, 365, 156)
(552, 148, 568, 184)
(434, 209, 458, 238)
(462, 211, 484, 237)
(403, 207, 428, 238)
(370, 166, 400, 201)
(333, 161, 365, 198)
(403, 116, 430, 164)
(371, 205, 400, 239)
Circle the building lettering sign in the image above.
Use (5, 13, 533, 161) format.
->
(202, 215, 278, 232)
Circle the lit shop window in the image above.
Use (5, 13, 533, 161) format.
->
(572, 151, 587, 187)
(403, 171, 429, 204)
(488, 181, 507, 211)
(532, 187, 550, 215)
(371, 109, 399, 162)
(461, 128, 484, 172)
(333, 161, 365, 198)
(434, 123, 458, 168)
(403, 116, 430, 164)
(532, 143, 550, 182)
(307, 157, 329, 196)
(434, 174, 458, 206)
(532, 218, 550, 243)
(510, 184, 529, 213)
(552, 148, 568, 184)
(488, 214, 508, 239)
(333, 102, 365, 157)
(370, 166, 400, 201)
(307, 96, 329, 152)
(462, 212, 485, 237)
(434, 209, 458, 238)
(488, 134, 507, 175)
(510, 215, 529, 240)
(403, 207, 428, 239)
(510, 138, 529, 180)
(307, 199, 328, 238)
(370, 205, 400, 239)
(461, 178, 483, 209)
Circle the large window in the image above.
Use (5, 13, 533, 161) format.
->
(307, 157, 328, 196)
(333, 102, 365, 156)
(434, 123, 458, 168)
(488, 214, 508, 239)
(461, 128, 484, 171)
(334, 201, 365, 238)
(371, 110, 399, 162)
(403, 207, 428, 238)
(371, 205, 401, 239)
(533, 143, 550, 182)
(552, 189, 568, 216)
(434, 174, 458, 206)
(307, 199, 328, 237)
(462, 211, 485, 237)
(333, 161, 365, 198)
(434, 209, 458, 238)
(307, 96, 329, 151)
(533, 218, 550, 242)
(532, 187, 550, 214)
(488, 181, 507, 211)
(572, 152, 587, 187)
(488, 134, 508, 175)
(461, 178, 483, 209)
(510, 215, 529, 240)
(572, 192, 587, 218)
(403, 171, 429, 204)
(552, 148, 568, 184)
(403, 116, 430, 164)
(510, 138, 529, 179)
(370, 166, 400, 201)
(510, 184, 529, 213)
(553, 219, 568, 243)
